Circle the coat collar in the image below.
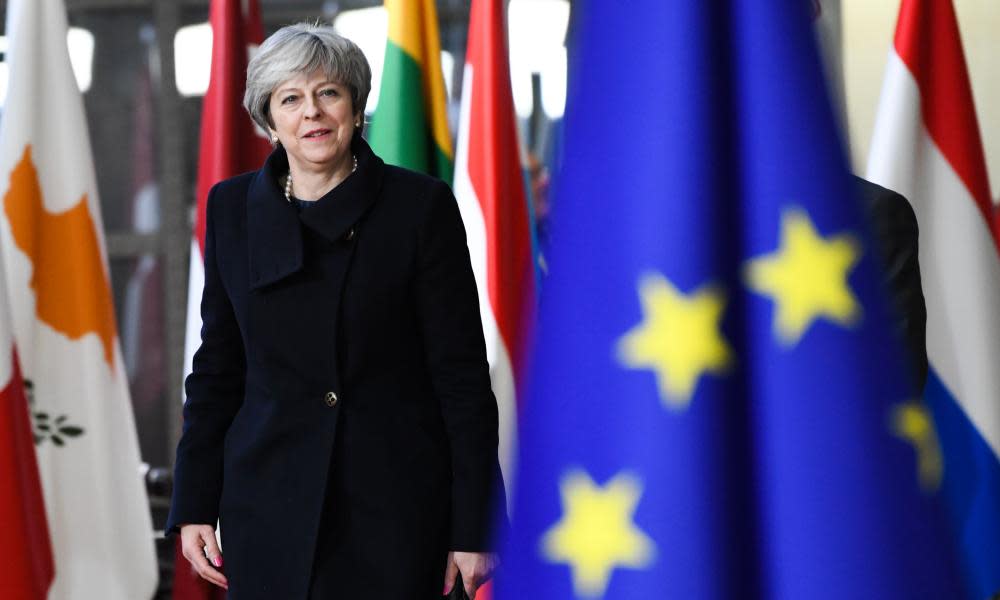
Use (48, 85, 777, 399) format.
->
(246, 133, 384, 290)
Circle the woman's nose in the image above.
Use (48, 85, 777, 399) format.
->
(303, 97, 321, 119)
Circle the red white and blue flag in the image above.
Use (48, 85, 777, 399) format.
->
(867, 0, 1000, 595)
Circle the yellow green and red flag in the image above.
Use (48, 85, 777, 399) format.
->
(369, 0, 454, 183)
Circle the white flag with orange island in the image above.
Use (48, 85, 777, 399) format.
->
(0, 0, 158, 597)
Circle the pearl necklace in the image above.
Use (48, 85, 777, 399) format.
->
(285, 154, 358, 203)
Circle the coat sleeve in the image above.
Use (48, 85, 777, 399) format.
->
(873, 190, 928, 391)
(166, 185, 247, 534)
(415, 180, 507, 551)
(858, 177, 928, 391)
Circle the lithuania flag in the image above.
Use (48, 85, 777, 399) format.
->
(368, 0, 454, 183)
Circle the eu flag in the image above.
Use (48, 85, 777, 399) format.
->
(496, 1, 965, 598)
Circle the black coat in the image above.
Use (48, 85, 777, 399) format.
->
(855, 176, 928, 390)
(167, 136, 505, 599)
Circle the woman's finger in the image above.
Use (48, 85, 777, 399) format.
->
(463, 575, 478, 599)
(180, 526, 228, 589)
(200, 529, 224, 570)
(194, 556, 229, 589)
(182, 541, 228, 589)
(196, 529, 227, 588)
(443, 551, 458, 595)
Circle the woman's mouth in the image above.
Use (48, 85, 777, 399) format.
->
(303, 129, 331, 139)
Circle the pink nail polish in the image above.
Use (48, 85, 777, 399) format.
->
(212, 556, 222, 568)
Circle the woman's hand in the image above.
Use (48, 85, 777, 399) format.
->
(179, 523, 228, 590)
(443, 551, 499, 598)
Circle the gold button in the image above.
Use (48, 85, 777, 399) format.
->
(324, 391, 338, 407)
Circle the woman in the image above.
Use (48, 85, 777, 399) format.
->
(167, 23, 504, 599)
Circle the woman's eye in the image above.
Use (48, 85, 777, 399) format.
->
(320, 88, 339, 97)
(281, 95, 298, 104)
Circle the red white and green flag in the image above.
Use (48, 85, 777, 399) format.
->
(368, 0, 454, 183)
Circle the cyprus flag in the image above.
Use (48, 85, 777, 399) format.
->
(0, 0, 158, 597)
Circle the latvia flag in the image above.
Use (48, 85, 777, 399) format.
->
(867, 0, 1000, 596)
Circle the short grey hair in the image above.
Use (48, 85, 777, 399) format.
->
(244, 23, 372, 136)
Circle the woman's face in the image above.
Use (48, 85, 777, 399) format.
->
(268, 69, 358, 174)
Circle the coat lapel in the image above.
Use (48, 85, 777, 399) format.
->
(299, 135, 385, 243)
(246, 135, 385, 291)
(246, 148, 304, 290)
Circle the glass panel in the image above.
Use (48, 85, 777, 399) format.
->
(110, 255, 169, 469)
(174, 22, 212, 97)
(70, 8, 162, 234)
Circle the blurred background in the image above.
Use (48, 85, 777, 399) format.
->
(1, 0, 998, 597)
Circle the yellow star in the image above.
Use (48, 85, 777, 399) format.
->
(743, 207, 862, 345)
(616, 273, 731, 410)
(540, 469, 655, 598)
(890, 401, 943, 492)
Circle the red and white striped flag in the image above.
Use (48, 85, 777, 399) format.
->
(177, 0, 269, 597)
(867, 0, 1000, 595)
(454, 0, 536, 510)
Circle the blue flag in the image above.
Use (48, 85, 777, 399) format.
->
(496, 1, 965, 598)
